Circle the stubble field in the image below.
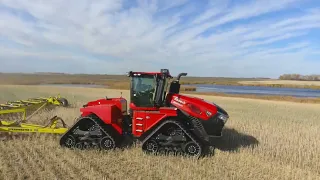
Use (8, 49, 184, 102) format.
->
(0, 85, 319, 180)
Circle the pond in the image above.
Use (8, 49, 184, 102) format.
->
(191, 84, 320, 98)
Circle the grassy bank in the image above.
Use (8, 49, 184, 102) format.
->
(1, 73, 320, 103)
(1, 73, 320, 89)
(103, 82, 320, 104)
(0, 73, 197, 91)
(182, 80, 320, 89)
(238, 80, 320, 89)
(0, 73, 266, 87)
(0, 86, 319, 179)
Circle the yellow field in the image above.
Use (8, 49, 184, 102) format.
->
(240, 79, 320, 86)
(0, 85, 319, 180)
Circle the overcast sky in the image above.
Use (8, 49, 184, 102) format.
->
(0, 0, 319, 78)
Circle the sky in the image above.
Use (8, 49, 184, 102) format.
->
(0, 0, 319, 78)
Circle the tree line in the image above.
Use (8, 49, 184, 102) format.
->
(279, 74, 320, 81)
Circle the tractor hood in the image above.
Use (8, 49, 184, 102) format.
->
(167, 93, 229, 122)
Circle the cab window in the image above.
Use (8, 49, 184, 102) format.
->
(131, 75, 156, 107)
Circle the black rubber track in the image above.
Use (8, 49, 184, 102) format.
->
(59, 114, 122, 151)
(141, 118, 208, 158)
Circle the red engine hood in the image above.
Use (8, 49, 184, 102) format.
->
(166, 93, 225, 121)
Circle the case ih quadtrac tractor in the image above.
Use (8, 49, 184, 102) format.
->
(59, 69, 229, 158)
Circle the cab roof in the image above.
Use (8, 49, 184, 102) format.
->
(127, 69, 173, 78)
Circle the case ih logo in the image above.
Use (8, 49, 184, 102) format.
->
(173, 97, 186, 105)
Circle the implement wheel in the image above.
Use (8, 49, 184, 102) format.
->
(58, 98, 69, 107)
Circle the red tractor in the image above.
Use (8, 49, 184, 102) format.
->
(59, 69, 229, 158)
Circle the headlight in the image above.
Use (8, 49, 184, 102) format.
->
(218, 112, 228, 123)
(206, 110, 212, 116)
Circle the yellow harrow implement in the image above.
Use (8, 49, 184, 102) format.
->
(0, 94, 68, 111)
(0, 95, 69, 135)
(0, 114, 68, 134)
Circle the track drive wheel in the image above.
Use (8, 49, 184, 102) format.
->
(182, 141, 202, 157)
(99, 136, 116, 150)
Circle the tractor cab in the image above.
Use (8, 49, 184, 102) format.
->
(127, 69, 172, 110)
(127, 69, 187, 113)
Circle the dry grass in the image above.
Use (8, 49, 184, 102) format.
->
(240, 80, 320, 86)
(0, 85, 320, 180)
(239, 80, 320, 89)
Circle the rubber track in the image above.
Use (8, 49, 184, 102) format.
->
(141, 119, 204, 157)
(60, 114, 117, 149)
(87, 114, 121, 147)
(59, 115, 83, 146)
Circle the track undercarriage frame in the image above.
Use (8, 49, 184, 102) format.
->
(60, 113, 209, 158)
(60, 114, 122, 150)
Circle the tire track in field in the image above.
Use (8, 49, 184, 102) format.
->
(0, 141, 18, 180)
(22, 139, 62, 180)
(41, 141, 100, 180)
(73, 150, 113, 179)
(35, 140, 81, 179)
(2, 141, 27, 180)
(36, 136, 92, 180)
(1, 140, 35, 180)
(32, 146, 65, 180)
(13, 139, 46, 180)
(0, 145, 8, 178)
(58, 149, 106, 180)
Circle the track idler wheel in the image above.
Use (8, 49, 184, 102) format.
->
(182, 141, 202, 157)
(63, 135, 76, 149)
(142, 139, 159, 154)
(99, 136, 116, 150)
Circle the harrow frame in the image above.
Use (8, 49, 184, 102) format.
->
(0, 115, 68, 134)
(0, 94, 69, 135)
(0, 94, 68, 111)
